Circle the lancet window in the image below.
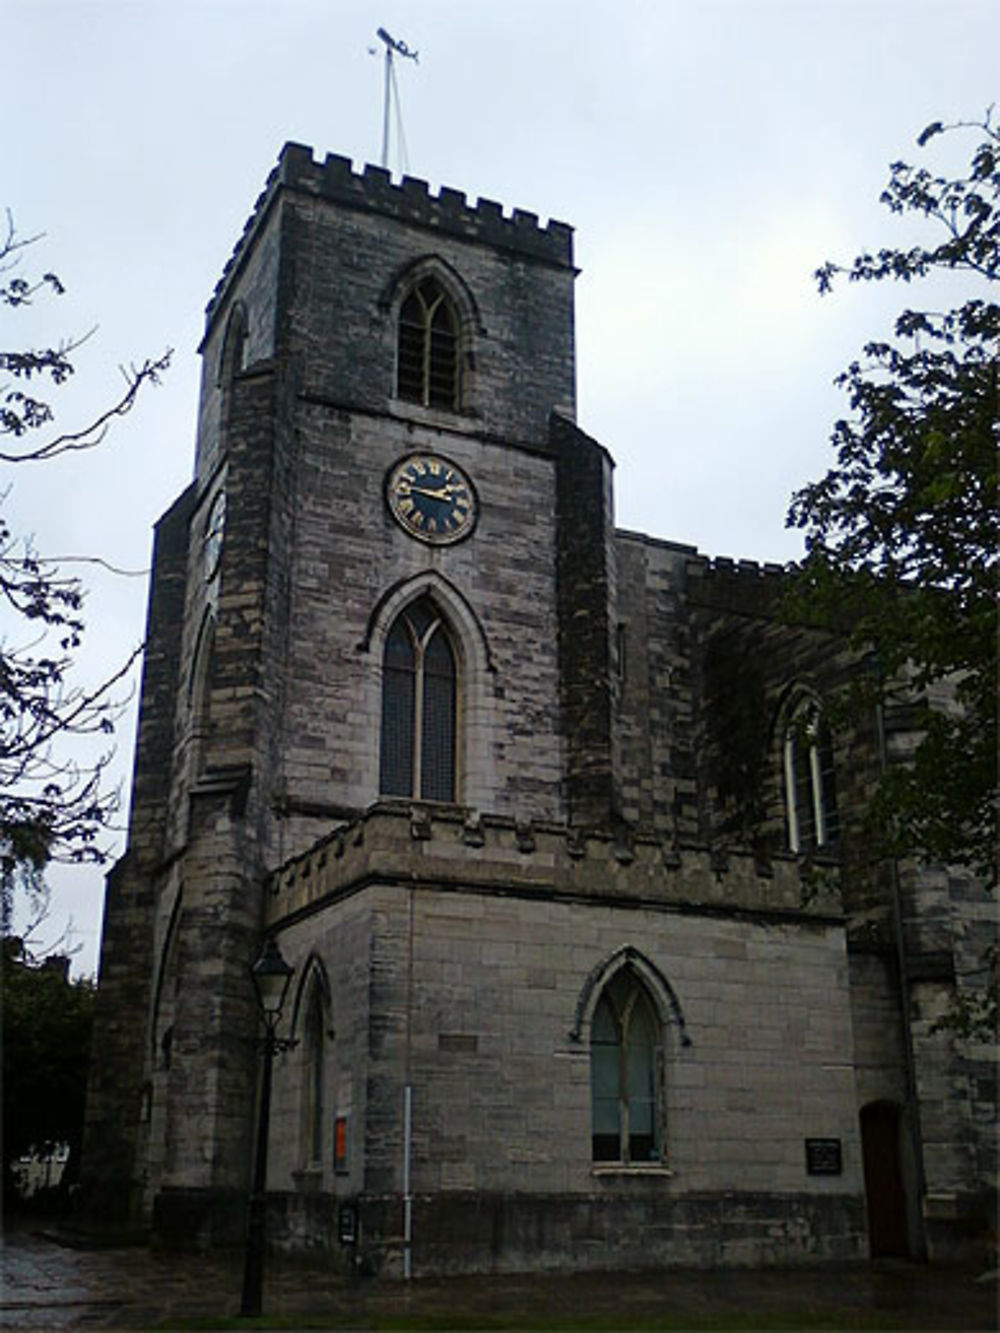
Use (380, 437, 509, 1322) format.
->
(380, 597, 457, 802)
(590, 969, 662, 1164)
(396, 277, 461, 410)
(783, 697, 840, 853)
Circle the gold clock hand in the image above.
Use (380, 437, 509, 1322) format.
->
(410, 484, 459, 500)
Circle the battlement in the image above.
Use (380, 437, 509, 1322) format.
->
(206, 143, 575, 328)
(696, 554, 787, 581)
(682, 552, 790, 617)
(265, 802, 841, 931)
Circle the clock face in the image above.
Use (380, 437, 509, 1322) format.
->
(386, 454, 477, 545)
(202, 490, 226, 581)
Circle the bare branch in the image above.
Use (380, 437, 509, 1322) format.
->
(1, 211, 169, 927)
(41, 554, 151, 578)
(0, 350, 173, 462)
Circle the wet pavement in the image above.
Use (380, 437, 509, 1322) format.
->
(1, 1220, 996, 1331)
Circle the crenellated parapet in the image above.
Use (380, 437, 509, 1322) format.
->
(687, 553, 789, 617)
(265, 802, 842, 931)
(205, 142, 575, 330)
(698, 555, 787, 579)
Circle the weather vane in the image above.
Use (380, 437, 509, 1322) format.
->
(371, 27, 419, 173)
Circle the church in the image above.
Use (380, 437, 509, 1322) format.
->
(82, 144, 996, 1275)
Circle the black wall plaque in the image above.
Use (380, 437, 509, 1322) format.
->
(805, 1137, 843, 1175)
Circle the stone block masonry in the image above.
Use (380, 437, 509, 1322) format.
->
(262, 805, 864, 1272)
(82, 140, 996, 1274)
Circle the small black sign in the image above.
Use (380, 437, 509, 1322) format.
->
(805, 1137, 843, 1175)
(338, 1203, 358, 1246)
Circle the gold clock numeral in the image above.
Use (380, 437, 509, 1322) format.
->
(389, 454, 476, 544)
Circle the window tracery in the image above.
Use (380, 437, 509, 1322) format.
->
(380, 596, 457, 802)
(590, 968, 663, 1164)
(396, 277, 460, 410)
(783, 697, 840, 853)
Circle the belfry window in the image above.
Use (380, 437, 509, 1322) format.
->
(380, 597, 457, 802)
(783, 698, 840, 853)
(397, 277, 460, 410)
(591, 969, 662, 1164)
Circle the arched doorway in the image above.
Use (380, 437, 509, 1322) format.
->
(860, 1100, 910, 1257)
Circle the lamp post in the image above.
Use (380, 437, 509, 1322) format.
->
(240, 936, 295, 1318)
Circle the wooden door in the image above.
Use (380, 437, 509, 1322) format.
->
(860, 1100, 909, 1257)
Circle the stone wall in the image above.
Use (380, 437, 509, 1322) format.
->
(81, 485, 195, 1223)
(614, 533, 699, 840)
(272, 402, 566, 835)
(260, 806, 864, 1270)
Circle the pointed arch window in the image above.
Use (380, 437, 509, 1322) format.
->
(591, 969, 662, 1164)
(397, 277, 460, 410)
(188, 613, 216, 777)
(783, 698, 840, 853)
(380, 597, 457, 802)
(302, 983, 327, 1168)
(217, 302, 247, 386)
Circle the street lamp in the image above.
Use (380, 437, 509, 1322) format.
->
(240, 936, 295, 1318)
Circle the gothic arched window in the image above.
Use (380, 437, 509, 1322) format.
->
(302, 983, 326, 1168)
(590, 969, 662, 1164)
(397, 277, 460, 410)
(380, 597, 457, 802)
(187, 612, 216, 778)
(217, 302, 247, 387)
(783, 697, 840, 853)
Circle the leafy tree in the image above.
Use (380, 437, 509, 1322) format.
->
(1, 935, 96, 1206)
(786, 114, 998, 1034)
(0, 214, 171, 927)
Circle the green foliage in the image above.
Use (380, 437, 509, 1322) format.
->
(1, 937, 95, 1188)
(703, 634, 769, 844)
(787, 114, 999, 898)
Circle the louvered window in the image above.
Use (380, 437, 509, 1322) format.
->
(380, 598, 457, 801)
(397, 278, 460, 410)
(784, 700, 840, 853)
(591, 970, 662, 1164)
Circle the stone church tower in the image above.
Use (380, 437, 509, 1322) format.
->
(82, 146, 996, 1273)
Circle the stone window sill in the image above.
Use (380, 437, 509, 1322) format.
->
(388, 399, 481, 433)
(591, 1164, 673, 1178)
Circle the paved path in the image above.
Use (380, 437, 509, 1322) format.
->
(1, 1222, 996, 1330)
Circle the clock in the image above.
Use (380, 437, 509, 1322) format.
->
(386, 453, 477, 545)
(202, 489, 226, 581)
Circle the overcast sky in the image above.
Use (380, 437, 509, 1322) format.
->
(4, 0, 997, 974)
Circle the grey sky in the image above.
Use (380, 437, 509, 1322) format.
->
(4, 0, 996, 973)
